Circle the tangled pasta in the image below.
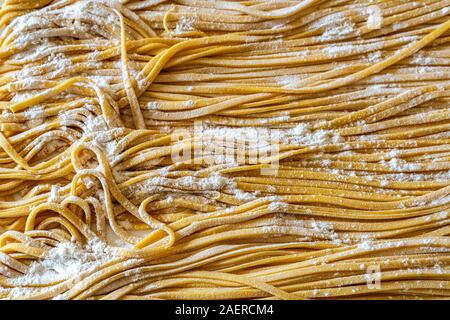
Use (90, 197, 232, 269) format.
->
(0, 0, 449, 300)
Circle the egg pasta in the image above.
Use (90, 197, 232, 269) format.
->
(0, 0, 449, 300)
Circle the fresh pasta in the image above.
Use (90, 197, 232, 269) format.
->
(0, 0, 449, 300)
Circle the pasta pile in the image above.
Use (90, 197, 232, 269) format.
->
(0, 0, 449, 300)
